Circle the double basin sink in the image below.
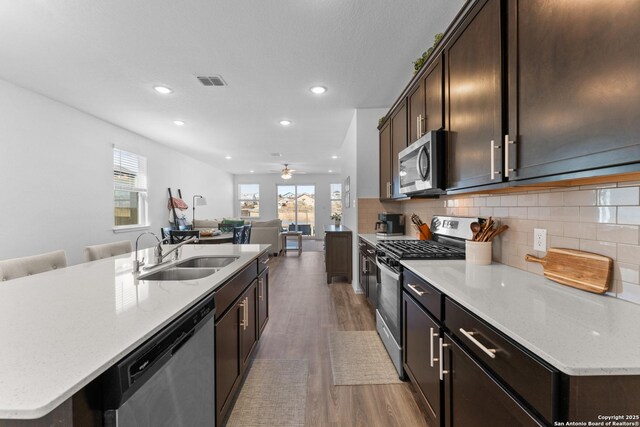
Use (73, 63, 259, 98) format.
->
(139, 256, 239, 281)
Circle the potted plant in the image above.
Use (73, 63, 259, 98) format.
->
(331, 212, 342, 227)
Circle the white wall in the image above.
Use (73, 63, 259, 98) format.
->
(339, 108, 387, 292)
(0, 78, 234, 265)
(233, 173, 341, 237)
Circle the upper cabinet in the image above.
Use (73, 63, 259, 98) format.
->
(446, 0, 503, 191)
(379, 121, 392, 199)
(506, 0, 640, 181)
(379, 0, 640, 196)
(391, 101, 408, 199)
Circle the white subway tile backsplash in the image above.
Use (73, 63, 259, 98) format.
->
(538, 192, 564, 206)
(397, 179, 640, 305)
(596, 224, 639, 245)
(598, 187, 639, 206)
(579, 206, 617, 223)
(618, 206, 640, 225)
(579, 239, 617, 259)
(564, 190, 597, 206)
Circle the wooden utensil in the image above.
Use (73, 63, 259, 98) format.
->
(470, 222, 482, 241)
(525, 248, 613, 294)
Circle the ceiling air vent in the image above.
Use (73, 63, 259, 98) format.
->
(196, 75, 227, 87)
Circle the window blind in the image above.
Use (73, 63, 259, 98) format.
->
(113, 148, 147, 192)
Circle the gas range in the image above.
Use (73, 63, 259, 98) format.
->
(375, 216, 481, 270)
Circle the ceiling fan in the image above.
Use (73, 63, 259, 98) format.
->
(268, 164, 306, 179)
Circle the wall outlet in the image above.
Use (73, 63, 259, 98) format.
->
(533, 228, 547, 252)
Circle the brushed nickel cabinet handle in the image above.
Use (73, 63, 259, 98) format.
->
(505, 134, 516, 178)
(490, 140, 502, 180)
(245, 297, 249, 331)
(239, 300, 246, 329)
(459, 328, 496, 359)
(407, 283, 427, 296)
(259, 278, 264, 301)
(430, 327, 434, 367)
(439, 338, 449, 380)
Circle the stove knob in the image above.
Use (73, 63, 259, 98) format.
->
(390, 259, 399, 268)
(376, 251, 385, 258)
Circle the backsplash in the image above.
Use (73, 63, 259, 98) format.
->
(358, 180, 640, 305)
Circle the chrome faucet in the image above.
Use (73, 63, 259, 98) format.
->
(134, 232, 162, 273)
(156, 236, 198, 264)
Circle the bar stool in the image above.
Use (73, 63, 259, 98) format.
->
(0, 250, 68, 282)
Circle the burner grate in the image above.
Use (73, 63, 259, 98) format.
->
(378, 240, 465, 260)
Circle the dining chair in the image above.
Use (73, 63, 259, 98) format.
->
(169, 229, 200, 244)
(84, 240, 132, 262)
(242, 224, 252, 244)
(0, 250, 67, 282)
(161, 227, 175, 241)
(232, 226, 244, 244)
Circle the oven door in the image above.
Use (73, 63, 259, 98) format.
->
(376, 259, 401, 342)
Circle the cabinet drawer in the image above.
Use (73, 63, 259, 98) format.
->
(403, 269, 443, 321)
(214, 263, 255, 320)
(257, 252, 269, 274)
(445, 298, 557, 424)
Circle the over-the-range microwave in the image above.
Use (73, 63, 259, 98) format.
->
(398, 130, 446, 196)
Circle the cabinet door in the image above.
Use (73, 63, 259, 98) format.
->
(257, 269, 269, 337)
(443, 335, 543, 427)
(240, 280, 258, 369)
(379, 122, 392, 200)
(215, 304, 241, 419)
(403, 292, 441, 425)
(408, 80, 425, 144)
(446, 0, 503, 190)
(424, 57, 444, 132)
(391, 102, 408, 198)
(359, 250, 368, 297)
(365, 256, 378, 308)
(507, 1, 640, 181)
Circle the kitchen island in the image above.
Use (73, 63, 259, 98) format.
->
(0, 243, 270, 424)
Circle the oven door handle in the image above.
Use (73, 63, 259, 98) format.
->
(376, 260, 400, 281)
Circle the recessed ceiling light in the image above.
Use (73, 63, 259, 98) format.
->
(173, 120, 185, 126)
(310, 86, 327, 95)
(331, 155, 338, 159)
(328, 170, 333, 173)
(250, 170, 255, 173)
(279, 120, 291, 126)
(225, 155, 232, 160)
(153, 85, 173, 94)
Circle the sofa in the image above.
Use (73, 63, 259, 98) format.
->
(250, 219, 283, 255)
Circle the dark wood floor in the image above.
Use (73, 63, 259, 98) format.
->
(252, 250, 429, 427)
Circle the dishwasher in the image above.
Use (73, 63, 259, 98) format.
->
(102, 294, 216, 427)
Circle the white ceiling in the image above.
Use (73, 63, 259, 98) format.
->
(0, 0, 464, 175)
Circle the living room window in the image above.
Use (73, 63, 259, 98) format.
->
(331, 183, 342, 217)
(113, 147, 148, 229)
(239, 184, 260, 218)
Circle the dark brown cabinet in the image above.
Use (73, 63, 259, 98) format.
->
(409, 57, 445, 146)
(446, 0, 503, 191)
(403, 292, 442, 426)
(257, 268, 269, 337)
(506, 0, 640, 181)
(215, 298, 241, 423)
(443, 334, 544, 427)
(408, 80, 425, 145)
(358, 239, 378, 309)
(239, 281, 258, 368)
(379, 121, 392, 199)
(390, 102, 408, 199)
(325, 226, 352, 284)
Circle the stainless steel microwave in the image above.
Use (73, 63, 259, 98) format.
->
(398, 130, 446, 196)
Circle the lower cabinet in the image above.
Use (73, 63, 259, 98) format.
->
(443, 334, 543, 427)
(257, 267, 269, 337)
(325, 227, 352, 284)
(403, 292, 442, 426)
(215, 279, 258, 426)
(358, 239, 378, 309)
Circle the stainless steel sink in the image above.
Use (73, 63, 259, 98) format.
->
(175, 256, 239, 269)
(139, 267, 217, 281)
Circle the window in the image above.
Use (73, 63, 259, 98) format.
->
(113, 148, 148, 228)
(331, 183, 342, 217)
(239, 184, 260, 218)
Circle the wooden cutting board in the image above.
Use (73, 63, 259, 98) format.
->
(524, 248, 613, 294)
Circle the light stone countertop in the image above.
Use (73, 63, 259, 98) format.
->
(401, 259, 640, 376)
(0, 244, 269, 419)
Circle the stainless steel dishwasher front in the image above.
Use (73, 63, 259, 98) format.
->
(102, 294, 216, 427)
